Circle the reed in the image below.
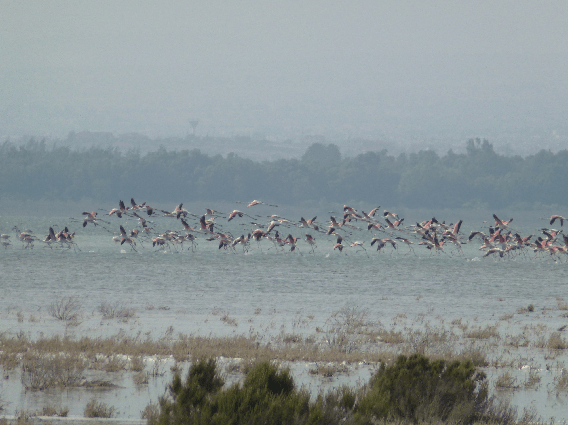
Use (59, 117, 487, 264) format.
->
(465, 325, 500, 340)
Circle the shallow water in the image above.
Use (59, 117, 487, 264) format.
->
(1, 209, 567, 421)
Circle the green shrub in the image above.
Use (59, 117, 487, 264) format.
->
(154, 358, 312, 425)
(356, 353, 488, 423)
(148, 354, 522, 425)
(156, 357, 224, 424)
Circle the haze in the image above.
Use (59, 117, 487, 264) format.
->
(1, 1, 567, 154)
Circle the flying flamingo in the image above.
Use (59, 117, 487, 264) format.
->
(368, 207, 381, 217)
(483, 247, 504, 259)
(370, 237, 386, 252)
(550, 215, 565, 226)
(286, 234, 301, 253)
(395, 237, 415, 255)
(305, 234, 317, 253)
(247, 200, 278, 208)
(350, 241, 369, 257)
(119, 225, 138, 252)
(82, 211, 98, 227)
(228, 210, 244, 221)
(493, 214, 513, 229)
(384, 210, 399, 219)
(108, 208, 123, 218)
(333, 242, 345, 252)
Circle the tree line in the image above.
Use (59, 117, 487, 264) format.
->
(1, 137, 567, 209)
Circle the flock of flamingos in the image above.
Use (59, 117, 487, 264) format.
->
(1, 198, 567, 261)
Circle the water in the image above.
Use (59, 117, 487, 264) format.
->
(1, 209, 567, 421)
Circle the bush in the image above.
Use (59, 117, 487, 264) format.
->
(84, 399, 115, 418)
(153, 358, 312, 425)
(155, 358, 224, 424)
(356, 353, 488, 423)
(148, 354, 525, 425)
(48, 295, 81, 321)
(21, 353, 86, 390)
(98, 301, 135, 320)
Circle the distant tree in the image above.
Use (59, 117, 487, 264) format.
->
(301, 143, 341, 163)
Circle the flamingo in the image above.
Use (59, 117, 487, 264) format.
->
(368, 207, 381, 217)
(484, 247, 504, 258)
(286, 234, 301, 253)
(350, 241, 367, 252)
(384, 210, 399, 219)
(343, 205, 357, 214)
(370, 237, 386, 252)
(228, 210, 244, 221)
(247, 199, 278, 208)
(550, 215, 565, 227)
(333, 243, 345, 252)
(266, 221, 280, 233)
(395, 237, 415, 255)
(468, 230, 486, 242)
(119, 225, 138, 251)
(305, 234, 317, 253)
(493, 214, 513, 229)
(368, 222, 383, 231)
(181, 218, 196, 232)
(385, 218, 402, 231)
(330, 216, 341, 228)
(82, 211, 98, 227)
(144, 204, 155, 216)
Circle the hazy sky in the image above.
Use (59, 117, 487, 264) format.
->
(1, 1, 567, 148)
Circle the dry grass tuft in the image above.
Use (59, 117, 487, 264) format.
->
(506, 334, 530, 348)
(130, 355, 145, 371)
(220, 314, 238, 327)
(533, 336, 547, 349)
(495, 371, 518, 389)
(376, 329, 405, 344)
(36, 405, 69, 417)
(554, 368, 568, 392)
(517, 304, 535, 314)
(84, 399, 115, 418)
(556, 296, 568, 310)
(92, 355, 128, 372)
(547, 332, 568, 350)
(141, 403, 160, 422)
(133, 371, 149, 385)
(99, 301, 135, 320)
(465, 325, 500, 340)
(524, 368, 541, 389)
(308, 363, 349, 377)
(281, 333, 303, 344)
(458, 346, 489, 367)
